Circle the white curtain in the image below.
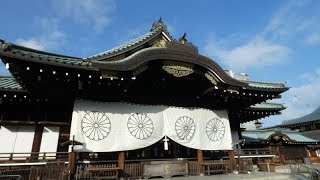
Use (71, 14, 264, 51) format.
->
(70, 100, 232, 152)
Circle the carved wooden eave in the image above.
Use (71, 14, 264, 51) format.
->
(91, 46, 247, 88)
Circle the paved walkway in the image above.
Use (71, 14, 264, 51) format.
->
(148, 165, 312, 180)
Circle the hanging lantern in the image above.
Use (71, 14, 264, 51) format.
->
(254, 120, 262, 129)
(163, 136, 169, 150)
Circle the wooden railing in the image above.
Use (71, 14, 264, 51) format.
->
(241, 148, 274, 155)
(125, 162, 144, 179)
(188, 161, 199, 175)
(0, 152, 68, 162)
(75, 163, 118, 179)
(0, 168, 30, 180)
(29, 163, 66, 180)
(188, 160, 232, 175)
(0, 163, 67, 180)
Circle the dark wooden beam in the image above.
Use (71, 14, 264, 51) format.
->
(38, 121, 70, 126)
(0, 120, 36, 126)
(30, 125, 44, 160)
(197, 149, 204, 175)
(228, 150, 236, 171)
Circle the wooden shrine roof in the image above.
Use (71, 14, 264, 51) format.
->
(86, 19, 171, 61)
(0, 76, 25, 92)
(0, 19, 289, 93)
(242, 129, 319, 144)
(279, 106, 320, 127)
(248, 102, 285, 110)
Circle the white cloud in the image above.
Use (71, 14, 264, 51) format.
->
(305, 33, 320, 45)
(15, 18, 66, 51)
(263, 0, 311, 39)
(15, 38, 44, 50)
(205, 36, 290, 71)
(53, 0, 115, 32)
(264, 0, 320, 46)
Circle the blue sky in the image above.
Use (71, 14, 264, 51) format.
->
(1, 0, 320, 127)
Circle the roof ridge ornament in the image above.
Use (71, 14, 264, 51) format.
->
(151, 17, 167, 32)
(0, 40, 11, 51)
(166, 33, 198, 54)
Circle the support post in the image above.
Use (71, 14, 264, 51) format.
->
(118, 151, 125, 177)
(68, 151, 76, 178)
(277, 146, 285, 164)
(31, 125, 44, 160)
(228, 150, 236, 171)
(305, 147, 311, 158)
(197, 149, 204, 175)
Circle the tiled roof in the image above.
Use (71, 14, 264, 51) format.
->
(87, 31, 158, 59)
(242, 129, 318, 143)
(300, 130, 320, 141)
(281, 106, 320, 126)
(85, 20, 171, 61)
(0, 76, 24, 92)
(0, 39, 92, 68)
(229, 71, 288, 90)
(249, 102, 285, 110)
(244, 80, 288, 90)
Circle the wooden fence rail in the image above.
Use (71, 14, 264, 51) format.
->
(0, 168, 30, 180)
(125, 163, 144, 179)
(75, 163, 118, 180)
(29, 163, 67, 180)
(0, 152, 68, 162)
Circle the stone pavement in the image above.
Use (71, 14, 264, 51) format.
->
(148, 165, 309, 180)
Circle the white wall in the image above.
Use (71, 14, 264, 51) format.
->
(0, 126, 35, 159)
(39, 126, 60, 159)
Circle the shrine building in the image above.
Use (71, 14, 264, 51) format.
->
(0, 19, 288, 178)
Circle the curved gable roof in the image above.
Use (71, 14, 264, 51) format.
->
(242, 129, 318, 143)
(281, 106, 320, 126)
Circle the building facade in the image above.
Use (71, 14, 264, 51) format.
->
(0, 19, 288, 175)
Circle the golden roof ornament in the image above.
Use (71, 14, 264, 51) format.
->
(151, 17, 167, 32)
(166, 33, 198, 54)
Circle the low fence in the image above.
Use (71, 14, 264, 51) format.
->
(124, 162, 144, 179)
(242, 148, 274, 155)
(0, 157, 253, 179)
(290, 163, 320, 180)
(0, 164, 67, 180)
(75, 163, 118, 180)
(188, 161, 199, 175)
(0, 168, 30, 180)
(29, 164, 66, 180)
(0, 152, 68, 162)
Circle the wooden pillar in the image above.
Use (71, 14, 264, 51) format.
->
(276, 146, 280, 156)
(68, 151, 76, 178)
(31, 125, 44, 160)
(310, 150, 318, 157)
(118, 151, 125, 170)
(277, 146, 285, 164)
(305, 147, 311, 157)
(228, 150, 236, 171)
(197, 149, 204, 175)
